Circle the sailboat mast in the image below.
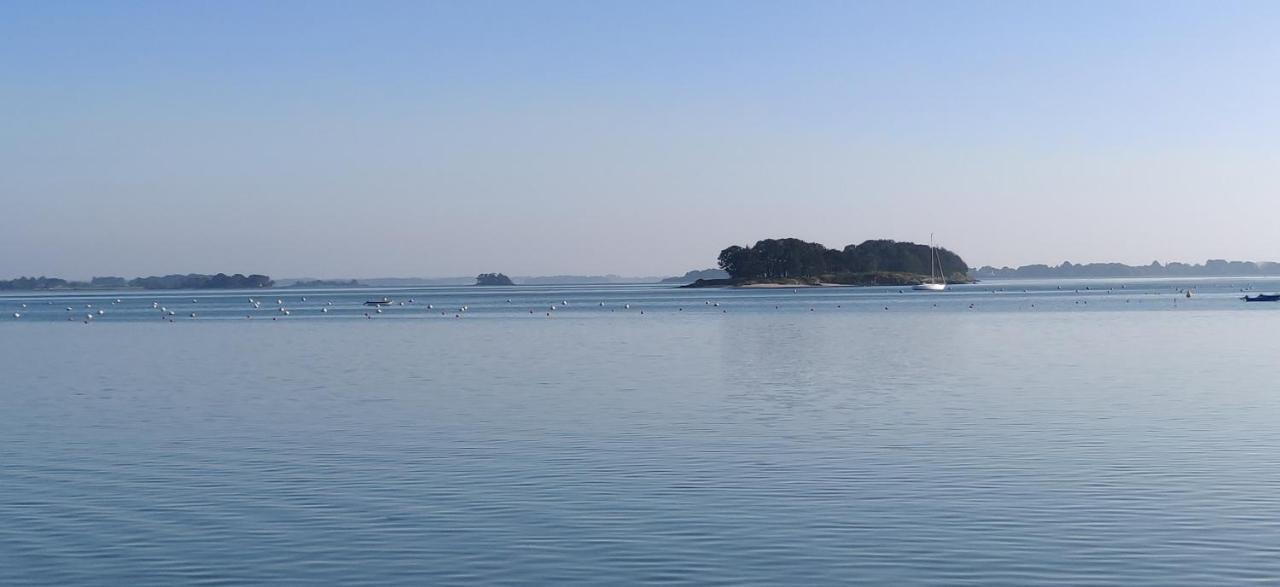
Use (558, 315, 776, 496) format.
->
(930, 233, 937, 282)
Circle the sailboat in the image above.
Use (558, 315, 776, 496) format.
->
(912, 234, 947, 291)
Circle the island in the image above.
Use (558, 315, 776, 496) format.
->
(974, 259, 1280, 279)
(475, 273, 515, 286)
(0, 273, 273, 291)
(686, 238, 971, 287)
(661, 268, 730, 284)
(283, 279, 363, 288)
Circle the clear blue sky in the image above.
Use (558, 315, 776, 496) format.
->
(3, 1, 1278, 278)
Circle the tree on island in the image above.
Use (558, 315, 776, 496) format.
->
(128, 273, 273, 289)
(973, 259, 1280, 279)
(475, 273, 515, 286)
(0, 273, 273, 290)
(716, 238, 969, 283)
(0, 276, 70, 290)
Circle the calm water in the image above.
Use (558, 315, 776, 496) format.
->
(3, 279, 1280, 584)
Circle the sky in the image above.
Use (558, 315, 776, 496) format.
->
(3, 1, 1279, 279)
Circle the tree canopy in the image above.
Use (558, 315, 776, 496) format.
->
(475, 273, 515, 286)
(974, 260, 1280, 279)
(127, 273, 273, 289)
(717, 238, 968, 280)
(0, 273, 273, 290)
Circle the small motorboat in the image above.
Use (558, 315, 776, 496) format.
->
(1243, 294, 1280, 302)
(364, 298, 393, 306)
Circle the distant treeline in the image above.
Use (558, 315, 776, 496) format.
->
(973, 260, 1280, 279)
(718, 238, 969, 280)
(284, 279, 361, 288)
(661, 268, 730, 284)
(0, 273, 273, 290)
(519, 274, 664, 285)
(475, 273, 515, 286)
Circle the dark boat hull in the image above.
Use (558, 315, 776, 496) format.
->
(1244, 294, 1280, 302)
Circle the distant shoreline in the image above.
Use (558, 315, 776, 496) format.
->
(0, 273, 273, 292)
(974, 260, 1280, 280)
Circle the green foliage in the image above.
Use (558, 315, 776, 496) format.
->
(0, 273, 273, 290)
(475, 273, 515, 286)
(0, 276, 70, 290)
(717, 238, 969, 281)
(90, 276, 127, 287)
(128, 273, 272, 289)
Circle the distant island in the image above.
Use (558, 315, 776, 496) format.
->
(283, 279, 363, 288)
(0, 273, 273, 291)
(974, 260, 1280, 279)
(475, 273, 515, 286)
(687, 238, 971, 287)
(518, 274, 666, 285)
(661, 268, 730, 284)
(356, 274, 668, 286)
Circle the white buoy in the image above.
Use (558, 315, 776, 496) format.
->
(97, 309, 104, 315)
(624, 304, 630, 309)
(322, 308, 329, 313)
(190, 312, 197, 318)
(12, 313, 19, 319)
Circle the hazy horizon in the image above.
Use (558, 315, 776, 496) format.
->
(13, 250, 1280, 283)
(4, 1, 1279, 279)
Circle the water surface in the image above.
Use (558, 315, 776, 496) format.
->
(3, 279, 1280, 584)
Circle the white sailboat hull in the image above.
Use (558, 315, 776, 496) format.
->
(915, 234, 947, 291)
